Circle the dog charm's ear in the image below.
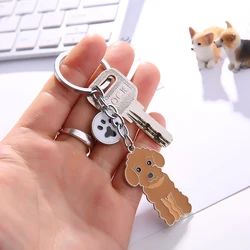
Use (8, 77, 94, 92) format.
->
(125, 150, 140, 187)
(125, 166, 139, 187)
(151, 149, 165, 168)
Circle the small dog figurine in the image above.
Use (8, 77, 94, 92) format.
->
(125, 147, 192, 225)
(214, 21, 250, 73)
(189, 26, 225, 70)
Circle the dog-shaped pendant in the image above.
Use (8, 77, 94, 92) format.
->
(125, 147, 192, 225)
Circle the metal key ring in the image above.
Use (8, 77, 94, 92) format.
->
(54, 50, 111, 95)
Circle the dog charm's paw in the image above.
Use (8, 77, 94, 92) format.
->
(92, 112, 121, 145)
(125, 147, 192, 225)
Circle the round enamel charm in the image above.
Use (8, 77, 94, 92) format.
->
(92, 112, 121, 145)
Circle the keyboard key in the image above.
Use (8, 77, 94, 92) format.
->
(88, 22, 112, 32)
(0, 1, 15, 17)
(20, 14, 42, 30)
(15, 0, 37, 15)
(38, 29, 61, 48)
(42, 11, 64, 28)
(0, 15, 20, 32)
(16, 30, 39, 50)
(88, 23, 112, 41)
(63, 33, 85, 46)
(66, 24, 88, 34)
(37, 0, 59, 13)
(95, 31, 111, 41)
(66, 5, 118, 26)
(60, 0, 80, 10)
(0, 32, 16, 51)
(83, 0, 120, 7)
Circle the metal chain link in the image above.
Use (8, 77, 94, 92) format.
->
(91, 85, 135, 153)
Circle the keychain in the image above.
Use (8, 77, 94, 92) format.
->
(86, 76, 192, 225)
(54, 51, 192, 225)
(89, 84, 192, 225)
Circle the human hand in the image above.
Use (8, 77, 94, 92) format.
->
(0, 35, 165, 250)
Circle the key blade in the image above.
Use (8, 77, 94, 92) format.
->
(127, 111, 146, 128)
(128, 110, 173, 147)
(128, 111, 170, 148)
(127, 112, 168, 147)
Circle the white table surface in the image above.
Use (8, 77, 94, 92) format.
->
(1, 0, 250, 249)
(130, 0, 250, 248)
(130, 187, 250, 250)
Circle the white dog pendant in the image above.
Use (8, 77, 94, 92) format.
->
(125, 147, 192, 225)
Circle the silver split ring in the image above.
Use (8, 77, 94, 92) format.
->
(54, 50, 111, 95)
(58, 128, 96, 152)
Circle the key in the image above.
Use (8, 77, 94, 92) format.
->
(60, 0, 80, 10)
(38, 29, 61, 48)
(42, 11, 65, 29)
(15, 0, 37, 15)
(0, 32, 16, 51)
(87, 68, 173, 147)
(37, 0, 59, 13)
(82, 0, 120, 7)
(20, 14, 42, 31)
(63, 33, 85, 46)
(16, 30, 39, 51)
(0, 16, 20, 33)
(66, 5, 118, 26)
(87, 23, 112, 41)
(0, 1, 15, 17)
(66, 24, 88, 34)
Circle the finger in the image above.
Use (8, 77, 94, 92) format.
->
(89, 62, 161, 174)
(12, 35, 107, 139)
(113, 112, 166, 211)
(56, 42, 135, 153)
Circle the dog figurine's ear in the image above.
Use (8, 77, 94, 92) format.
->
(189, 27, 196, 38)
(225, 21, 233, 28)
(125, 166, 139, 187)
(204, 33, 214, 45)
(228, 33, 236, 41)
(151, 150, 165, 168)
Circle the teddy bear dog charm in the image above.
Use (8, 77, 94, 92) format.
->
(125, 147, 192, 225)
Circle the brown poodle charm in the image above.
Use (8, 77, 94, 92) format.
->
(125, 147, 192, 225)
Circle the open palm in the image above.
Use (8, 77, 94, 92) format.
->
(0, 35, 164, 250)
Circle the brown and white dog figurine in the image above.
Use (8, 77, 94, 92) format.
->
(214, 21, 250, 73)
(189, 25, 225, 70)
(125, 148, 192, 225)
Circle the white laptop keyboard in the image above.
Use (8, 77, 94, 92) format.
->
(0, 0, 144, 61)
